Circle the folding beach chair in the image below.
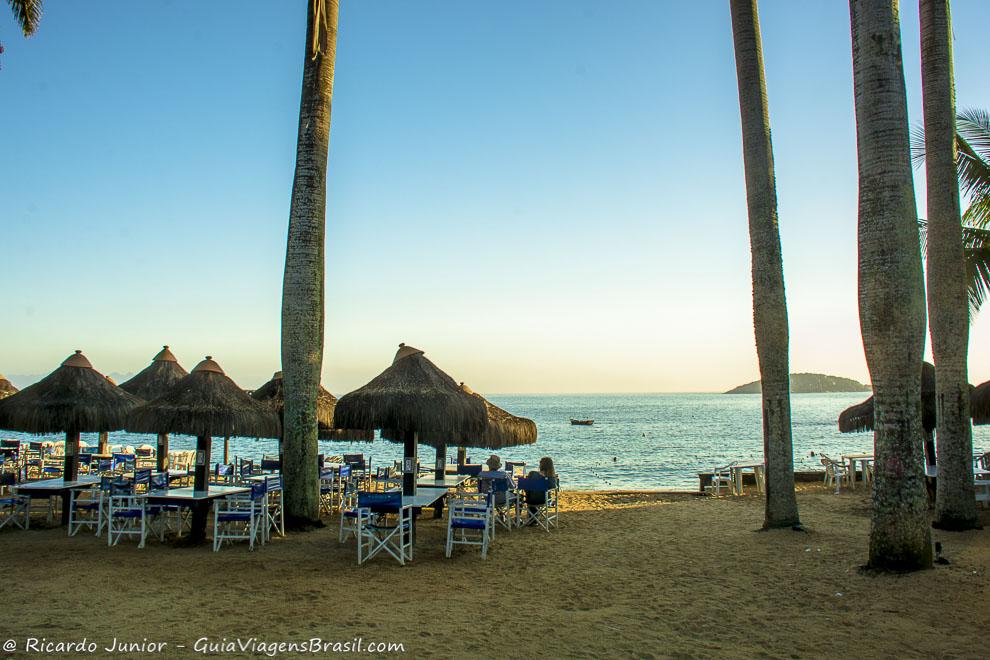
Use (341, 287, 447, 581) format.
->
(145, 473, 185, 542)
(67, 483, 102, 536)
(112, 453, 136, 475)
(355, 491, 413, 566)
(478, 475, 517, 535)
(338, 481, 361, 543)
(446, 492, 492, 559)
(0, 474, 29, 531)
(263, 475, 285, 540)
(518, 475, 559, 532)
(133, 467, 152, 493)
(260, 455, 280, 473)
(212, 463, 234, 485)
(213, 482, 266, 552)
(107, 481, 146, 548)
(238, 459, 255, 483)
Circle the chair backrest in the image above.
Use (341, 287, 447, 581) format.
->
(978, 452, 990, 471)
(135, 446, 154, 457)
(518, 475, 554, 493)
(260, 455, 280, 471)
(133, 468, 152, 486)
(77, 453, 93, 466)
(338, 464, 351, 479)
(149, 473, 168, 491)
(251, 482, 266, 500)
(1, 440, 19, 450)
(97, 458, 113, 473)
(265, 475, 282, 493)
(239, 459, 254, 478)
(110, 480, 135, 496)
(215, 463, 233, 478)
(79, 445, 96, 455)
(29, 441, 43, 452)
(113, 453, 136, 471)
(343, 454, 366, 470)
(375, 466, 392, 480)
(358, 491, 401, 513)
(457, 464, 483, 476)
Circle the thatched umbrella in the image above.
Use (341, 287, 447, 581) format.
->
(971, 380, 990, 426)
(838, 362, 938, 465)
(0, 350, 142, 521)
(0, 374, 17, 400)
(409, 382, 538, 471)
(252, 372, 373, 465)
(127, 356, 280, 542)
(119, 346, 189, 469)
(334, 343, 486, 495)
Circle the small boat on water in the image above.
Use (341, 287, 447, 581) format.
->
(570, 419, 594, 426)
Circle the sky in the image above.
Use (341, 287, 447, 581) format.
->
(2, 1, 989, 394)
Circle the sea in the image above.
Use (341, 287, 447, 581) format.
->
(6, 393, 988, 491)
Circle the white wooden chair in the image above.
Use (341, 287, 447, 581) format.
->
(212, 482, 266, 552)
(446, 492, 491, 559)
(705, 464, 735, 497)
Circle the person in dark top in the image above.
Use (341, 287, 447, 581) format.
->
(524, 456, 557, 521)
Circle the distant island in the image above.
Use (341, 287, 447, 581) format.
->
(725, 373, 871, 394)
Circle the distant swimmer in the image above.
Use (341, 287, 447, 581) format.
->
(613, 456, 617, 462)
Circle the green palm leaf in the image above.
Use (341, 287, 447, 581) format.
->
(6, 0, 42, 36)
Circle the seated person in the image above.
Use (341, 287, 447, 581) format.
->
(478, 455, 513, 505)
(524, 456, 557, 517)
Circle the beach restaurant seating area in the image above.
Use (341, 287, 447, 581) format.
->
(0, 443, 560, 562)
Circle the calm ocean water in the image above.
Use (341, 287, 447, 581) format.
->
(7, 393, 988, 490)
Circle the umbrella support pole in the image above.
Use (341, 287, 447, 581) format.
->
(62, 431, 80, 525)
(98, 432, 109, 455)
(157, 433, 169, 472)
(433, 443, 447, 518)
(403, 432, 417, 545)
(457, 446, 467, 467)
(190, 434, 212, 544)
(223, 436, 230, 465)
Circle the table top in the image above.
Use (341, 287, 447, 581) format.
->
(416, 474, 472, 489)
(402, 487, 449, 509)
(14, 476, 101, 492)
(842, 452, 874, 460)
(145, 485, 249, 502)
(731, 461, 765, 469)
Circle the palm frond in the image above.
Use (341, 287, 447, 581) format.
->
(964, 242, 990, 316)
(910, 123, 927, 170)
(956, 109, 990, 203)
(918, 218, 928, 259)
(6, 0, 41, 36)
(963, 195, 990, 229)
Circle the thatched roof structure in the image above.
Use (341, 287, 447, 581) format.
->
(838, 362, 937, 433)
(251, 371, 337, 428)
(127, 356, 280, 439)
(0, 374, 17, 400)
(251, 371, 374, 441)
(405, 383, 537, 449)
(971, 380, 990, 426)
(0, 350, 143, 434)
(333, 344, 487, 445)
(119, 345, 189, 401)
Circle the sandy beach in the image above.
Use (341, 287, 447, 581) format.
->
(0, 484, 986, 659)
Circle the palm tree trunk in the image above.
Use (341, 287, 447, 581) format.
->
(850, 0, 932, 571)
(730, 0, 800, 529)
(281, 0, 338, 527)
(920, 0, 978, 530)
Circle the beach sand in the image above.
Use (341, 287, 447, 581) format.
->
(0, 484, 987, 659)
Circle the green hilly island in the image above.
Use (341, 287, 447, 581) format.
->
(725, 373, 871, 394)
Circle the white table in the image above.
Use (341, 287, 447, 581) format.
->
(729, 461, 765, 496)
(842, 452, 874, 489)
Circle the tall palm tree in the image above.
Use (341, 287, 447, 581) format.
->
(915, 109, 990, 315)
(6, 0, 41, 36)
(850, 0, 932, 571)
(281, 0, 338, 527)
(729, 0, 800, 529)
(920, 0, 978, 530)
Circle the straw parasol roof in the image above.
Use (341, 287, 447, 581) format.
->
(119, 345, 189, 401)
(251, 371, 337, 428)
(0, 374, 17, 400)
(971, 380, 990, 426)
(333, 343, 487, 445)
(0, 350, 143, 433)
(126, 356, 280, 439)
(252, 371, 375, 441)
(838, 362, 937, 433)
(405, 383, 537, 449)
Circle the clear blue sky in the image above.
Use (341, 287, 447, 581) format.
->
(3, 1, 990, 394)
